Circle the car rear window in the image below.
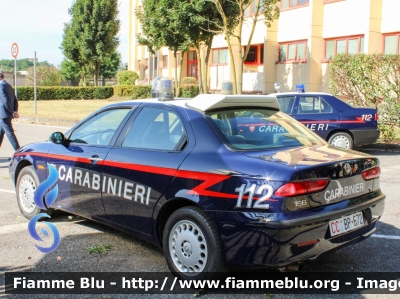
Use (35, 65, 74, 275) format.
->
(205, 108, 325, 151)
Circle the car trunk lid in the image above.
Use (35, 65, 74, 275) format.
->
(241, 144, 380, 207)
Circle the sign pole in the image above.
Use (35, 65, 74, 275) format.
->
(11, 43, 19, 97)
(14, 58, 17, 97)
(34, 52, 37, 115)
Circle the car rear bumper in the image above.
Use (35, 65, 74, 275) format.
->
(208, 191, 385, 267)
(351, 129, 380, 146)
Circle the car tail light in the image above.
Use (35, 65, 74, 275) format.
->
(375, 114, 379, 121)
(362, 166, 380, 180)
(275, 179, 329, 197)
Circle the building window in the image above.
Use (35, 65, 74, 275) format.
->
(280, 0, 309, 10)
(244, 46, 257, 64)
(162, 55, 168, 68)
(244, 0, 264, 16)
(212, 48, 229, 65)
(279, 41, 307, 62)
(325, 36, 364, 60)
(244, 44, 264, 65)
(384, 33, 400, 54)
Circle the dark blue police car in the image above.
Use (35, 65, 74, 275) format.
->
(9, 89, 385, 279)
(270, 92, 380, 149)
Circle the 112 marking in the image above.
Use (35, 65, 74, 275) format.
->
(235, 184, 273, 209)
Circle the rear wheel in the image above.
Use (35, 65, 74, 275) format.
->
(328, 132, 353, 149)
(16, 166, 52, 219)
(163, 206, 226, 280)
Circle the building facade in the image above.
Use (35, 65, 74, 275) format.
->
(128, 0, 400, 93)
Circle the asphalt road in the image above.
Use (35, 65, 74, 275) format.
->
(0, 122, 399, 299)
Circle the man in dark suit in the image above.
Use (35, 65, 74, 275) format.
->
(0, 72, 20, 151)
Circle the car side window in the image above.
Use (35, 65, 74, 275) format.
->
(298, 96, 332, 114)
(121, 107, 186, 151)
(69, 109, 130, 145)
(276, 96, 295, 114)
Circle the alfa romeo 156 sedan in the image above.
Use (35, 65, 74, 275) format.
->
(9, 93, 385, 280)
(271, 91, 380, 149)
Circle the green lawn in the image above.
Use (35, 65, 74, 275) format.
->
(18, 97, 132, 121)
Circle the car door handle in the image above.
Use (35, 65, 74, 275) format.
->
(89, 155, 103, 163)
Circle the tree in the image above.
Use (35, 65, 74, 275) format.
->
(61, 0, 120, 86)
(26, 65, 61, 86)
(60, 58, 80, 82)
(0, 59, 54, 72)
(330, 53, 400, 142)
(136, 0, 233, 94)
(100, 51, 121, 80)
(136, 0, 189, 95)
(210, 0, 279, 94)
(60, 52, 120, 86)
(61, 21, 88, 85)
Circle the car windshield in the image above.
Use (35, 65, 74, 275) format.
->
(205, 108, 326, 151)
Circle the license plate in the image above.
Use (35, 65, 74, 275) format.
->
(329, 211, 365, 237)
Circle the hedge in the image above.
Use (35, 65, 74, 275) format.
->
(17, 87, 113, 100)
(14, 85, 199, 100)
(113, 85, 199, 99)
(113, 85, 151, 99)
(330, 53, 400, 142)
(180, 84, 199, 98)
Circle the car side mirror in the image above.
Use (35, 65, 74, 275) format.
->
(50, 132, 65, 144)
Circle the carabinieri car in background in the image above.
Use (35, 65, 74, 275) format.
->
(9, 91, 385, 280)
(269, 91, 380, 149)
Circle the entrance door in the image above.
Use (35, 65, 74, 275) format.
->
(187, 51, 198, 79)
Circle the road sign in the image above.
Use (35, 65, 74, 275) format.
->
(11, 43, 19, 58)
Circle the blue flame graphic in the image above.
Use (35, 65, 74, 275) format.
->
(28, 163, 60, 253)
(28, 213, 61, 253)
(33, 163, 59, 209)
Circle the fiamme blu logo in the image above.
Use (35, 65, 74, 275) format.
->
(27, 164, 60, 253)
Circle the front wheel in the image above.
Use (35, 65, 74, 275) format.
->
(163, 206, 226, 280)
(328, 132, 353, 149)
(16, 166, 52, 219)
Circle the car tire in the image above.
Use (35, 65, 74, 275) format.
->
(328, 132, 353, 149)
(163, 206, 226, 280)
(16, 166, 53, 220)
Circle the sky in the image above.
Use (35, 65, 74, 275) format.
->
(0, 0, 130, 67)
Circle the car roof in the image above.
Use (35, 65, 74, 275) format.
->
(106, 94, 280, 112)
